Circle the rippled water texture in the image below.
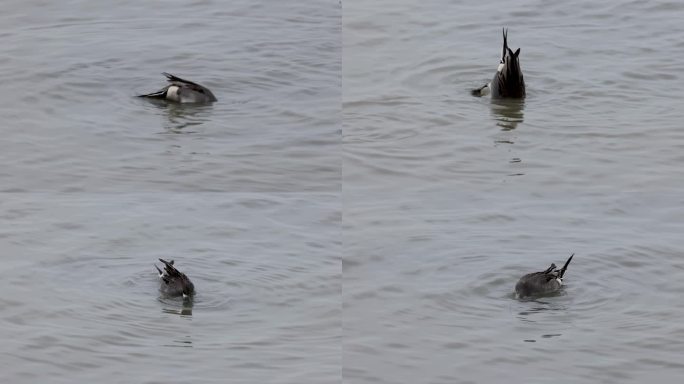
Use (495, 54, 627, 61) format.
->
(344, 0, 684, 383)
(4, 0, 684, 382)
(344, 0, 684, 193)
(0, 0, 340, 383)
(345, 192, 684, 383)
(0, 0, 340, 193)
(1, 193, 340, 383)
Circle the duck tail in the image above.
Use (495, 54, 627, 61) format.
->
(559, 253, 574, 278)
(502, 28, 508, 58)
(138, 90, 167, 98)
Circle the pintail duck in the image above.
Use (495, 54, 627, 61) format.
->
(472, 28, 526, 98)
(515, 254, 573, 298)
(139, 72, 217, 103)
(155, 258, 195, 298)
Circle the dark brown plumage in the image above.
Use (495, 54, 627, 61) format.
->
(155, 258, 195, 298)
(491, 28, 525, 99)
(138, 73, 217, 103)
(515, 254, 573, 298)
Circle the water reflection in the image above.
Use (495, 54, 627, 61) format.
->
(514, 298, 568, 342)
(143, 99, 215, 133)
(160, 295, 194, 316)
(168, 337, 193, 348)
(490, 99, 525, 174)
(490, 98, 525, 131)
(515, 297, 566, 320)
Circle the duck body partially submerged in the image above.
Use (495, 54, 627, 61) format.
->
(515, 254, 574, 298)
(472, 28, 526, 99)
(155, 258, 195, 298)
(139, 73, 217, 103)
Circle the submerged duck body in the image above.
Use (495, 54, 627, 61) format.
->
(139, 72, 217, 103)
(515, 254, 573, 298)
(472, 28, 526, 99)
(155, 258, 195, 298)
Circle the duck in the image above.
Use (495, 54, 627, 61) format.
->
(155, 258, 195, 298)
(472, 28, 526, 98)
(138, 72, 217, 103)
(515, 254, 573, 298)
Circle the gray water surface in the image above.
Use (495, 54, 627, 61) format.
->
(4, 0, 684, 382)
(344, 0, 684, 193)
(344, 0, 684, 382)
(1, 0, 340, 383)
(0, 0, 340, 193)
(2, 193, 340, 383)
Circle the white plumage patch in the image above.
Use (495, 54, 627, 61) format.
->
(481, 83, 491, 96)
(166, 86, 180, 101)
(556, 278, 563, 286)
(497, 62, 504, 72)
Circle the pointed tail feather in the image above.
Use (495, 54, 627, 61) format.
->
(559, 253, 574, 278)
(138, 90, 167, 98)
(502, 27, 508, 59)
